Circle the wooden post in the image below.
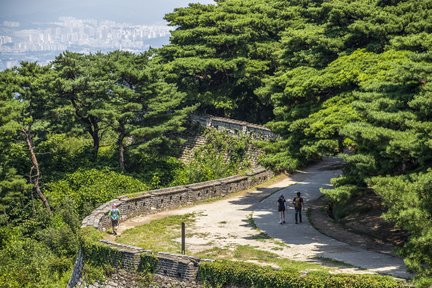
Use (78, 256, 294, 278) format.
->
(181, 222, 186, 255)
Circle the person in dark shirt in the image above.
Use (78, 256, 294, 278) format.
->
(292, 191, 304, 224)
(277, 195, 286, 224)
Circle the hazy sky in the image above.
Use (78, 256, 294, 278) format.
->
(0, 0, 215, 25)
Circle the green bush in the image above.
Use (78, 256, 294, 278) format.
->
(172, 129, 252, 185)
(199, 260, 405, 288)
(47, 168, 149, 218)
(370, 172, 432, 281)
(38, 133, 92, 177)
(80, 227, 159, 284)
(0, 231, 71, 288)
(138, 254, 159, 274)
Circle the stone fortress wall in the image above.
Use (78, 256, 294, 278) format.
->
(68, 115, 276, 288)
(189, 114, 275, 139)
(68, 240, 206, 288)
(83, 168, 272, 232)
(179, 114, 276, 165)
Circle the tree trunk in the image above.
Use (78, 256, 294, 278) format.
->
(91, 129, 100, 158)
(88, 116, 100, 159)
(117, 126, 126, 171)
(22, 128, 52, 215)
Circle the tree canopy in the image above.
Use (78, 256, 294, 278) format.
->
(1, 0, 432, 285)
(160, 0, 432, 281)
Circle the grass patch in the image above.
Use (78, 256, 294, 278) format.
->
(314, 256, 360, 269)
(115, 213, 195, 253)
(234, 245, 278, 261)
(194, 247, 233, 259)
(271, 246, 284, 251)
(250, 231, 272, 241)
(270, 239, 288, 247)
(233, 245, 329, 273)
(245, 213, 258, 229)
(245, 213, 276, 242)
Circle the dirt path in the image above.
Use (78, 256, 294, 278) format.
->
(115, 157, 410, 279)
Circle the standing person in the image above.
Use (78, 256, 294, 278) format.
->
(277, 195, 286, 224)
(109, 204, 121, 235)
(292, 192, 304, 224)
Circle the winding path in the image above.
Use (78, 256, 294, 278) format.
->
(253, 157, 410, 279)
(116, 157, 410, 279)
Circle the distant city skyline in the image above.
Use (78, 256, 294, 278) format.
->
(0, 17, 172, 53)
(0, 0, 215, 25)
(0, 0, 215, 70)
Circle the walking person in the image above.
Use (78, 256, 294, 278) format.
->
(109, 204, 121, 235)
(277, 195, 286, 224)
(292, 191, 304, 224)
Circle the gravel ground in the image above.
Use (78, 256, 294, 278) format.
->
(115, 157, 410, 279)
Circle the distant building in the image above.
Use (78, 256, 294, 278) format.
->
(0, 17, 172, 70)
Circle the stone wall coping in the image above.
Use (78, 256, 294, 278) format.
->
(157, 252, 201, 264)
(150, 186, 190, 196)
(99, 240, 146, 253)
(211, 117, 271, 131)
(195, 114, 271, 131)
(220, 175, 248, 184)
(95, 199, 120, 213)
(246, 167, 267, 176)
(124, 193, 151, 202)
(186, 180, 222, 190)
(151, 186, 189, 193)
(99, 240, 202, 265)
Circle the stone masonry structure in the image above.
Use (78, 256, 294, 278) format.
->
(190, 114, 276, 139)
(68, 168, 274, 287)
(180, 114, 277, 165)
(68, 115, 276, 287)
(82, 168, 272, 231)
(68, 241, 205, 287)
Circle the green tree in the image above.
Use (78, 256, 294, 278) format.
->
(52, 52, 115, 159)
(106, 50, 195, 172)
(160, 0, 292, 123)
(0, 62, 52, 214)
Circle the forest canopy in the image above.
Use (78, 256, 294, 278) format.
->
(1, 0, 432, 286)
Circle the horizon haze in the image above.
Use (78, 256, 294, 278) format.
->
(0, 0, 214, 70)
(0, 0, 215, 25)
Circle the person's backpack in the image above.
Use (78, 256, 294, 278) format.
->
(294, 197, 301, 209)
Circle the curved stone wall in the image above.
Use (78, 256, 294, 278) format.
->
(69, 115, 277, 287)
(69, 168, 274, 287)
(82, 168, 273, 231)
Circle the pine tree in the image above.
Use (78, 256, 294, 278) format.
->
(0, 62, 52, 214)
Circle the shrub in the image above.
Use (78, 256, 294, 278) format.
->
(46, 169, 149, 218)
(199, 260, 405, 288)
(172, 129, 252, 185)
(80, 227, 159, 284)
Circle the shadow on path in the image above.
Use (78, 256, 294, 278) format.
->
(251, 157, 411, 279)
(116, 157, 410, 279)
